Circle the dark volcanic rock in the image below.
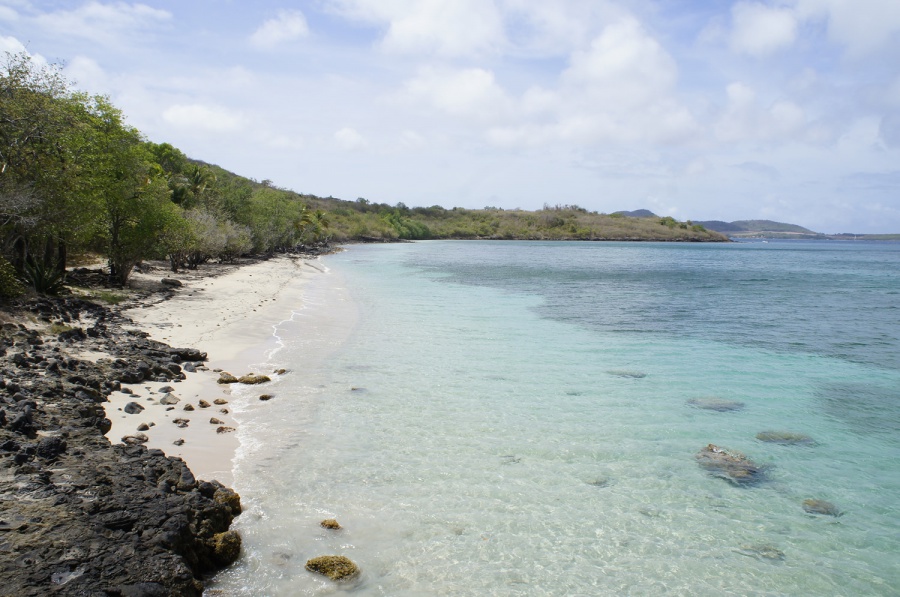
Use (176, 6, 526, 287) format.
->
(124, 401, 145, 414)
(0, 295, 237, 596)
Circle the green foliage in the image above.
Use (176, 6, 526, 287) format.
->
(381, 210, 430, 239)
(22, 258, 67, 294)
(659, 216, 678, 228)
(0, 255, 25, 298)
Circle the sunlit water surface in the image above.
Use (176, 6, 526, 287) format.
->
(209, 240, 900, 596)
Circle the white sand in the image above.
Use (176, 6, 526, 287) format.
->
(104, 255, 324, 486)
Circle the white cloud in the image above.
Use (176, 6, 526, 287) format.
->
(399, 130, 426, 149)
(562, 18, 678, 107)
(34, 2, 171, 45)
(250, 10, 309, 49)
(488, 18, 697, 147)
(0, 6, 18, 21)
(334, 127, 367, 150)
(326, 0, 504, 57)
(730, 2, 797, 56)
(0, 34, 26, 54)
(716, 82, 809, 142)
(499, 0, 627, 57)
(162, 104, 244, 133)
(403, 67, 512, 121)
(794, 0, 900, 57)
(64, 55, 108, 91)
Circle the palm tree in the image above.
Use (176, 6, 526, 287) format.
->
(186, 165, 216, 207)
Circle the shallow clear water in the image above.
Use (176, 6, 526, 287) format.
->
(210, 240, 900, 596)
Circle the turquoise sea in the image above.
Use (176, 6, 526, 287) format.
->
(210, 240, 900, 596)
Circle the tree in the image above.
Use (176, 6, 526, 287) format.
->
(82, 96, 176, 284)
(0, 52, 97, 280)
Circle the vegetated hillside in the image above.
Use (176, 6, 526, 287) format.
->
(262, 192, 728, 242)
(1, 49, 727, 302)
(202, 166, 728, 242)
(696, 219, 818, 238)
(613, 209, 658, 218)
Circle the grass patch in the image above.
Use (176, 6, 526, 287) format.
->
(49, 322, 75, 334)
(91, 290, 127, 305)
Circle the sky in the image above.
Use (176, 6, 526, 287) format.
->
(2, 1, 900, 233)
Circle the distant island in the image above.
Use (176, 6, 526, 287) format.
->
(615, 211, 900, 241)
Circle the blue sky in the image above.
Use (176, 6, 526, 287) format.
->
(2, 1, 899, 233)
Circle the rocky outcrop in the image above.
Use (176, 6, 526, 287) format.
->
(0, 296, 241, 595)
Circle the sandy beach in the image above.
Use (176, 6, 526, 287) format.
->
(104, 254, 324, 486)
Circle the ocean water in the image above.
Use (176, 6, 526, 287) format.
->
(209, 240, 900, 596)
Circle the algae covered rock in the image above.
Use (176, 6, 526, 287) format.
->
(802, 498, 841, 516)
(696, 444, 767, 486)
(687, 397, 745, 412)
(238, 373, 271, 385)
(214, 487, 243, 516)
(212, 530, 242, 565)
(217, 372, 238, 384)
(756, 431, 815, 445)
(320, 518, 342, 530)
(305, 555, 359, 581)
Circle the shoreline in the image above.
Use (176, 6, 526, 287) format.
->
(0, 249, 351, 593)
(118, 254, 323, 486)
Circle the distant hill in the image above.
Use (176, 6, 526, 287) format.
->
(613, 209, 658, 218)
(696, 219, 817, 237)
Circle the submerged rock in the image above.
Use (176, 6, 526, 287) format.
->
(736, 543, 785, 562)
(802, 498, 841, 517)
(687, 397, 745, 412)
(756, 431, 815, 445)
(305, 555, 360, 581)
(696, 444, 767, 486)
(606, 369, 647, 379)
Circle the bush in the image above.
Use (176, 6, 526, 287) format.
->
(0, 255, 25, 298)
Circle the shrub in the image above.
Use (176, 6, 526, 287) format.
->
(0, 255, 25, 298)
